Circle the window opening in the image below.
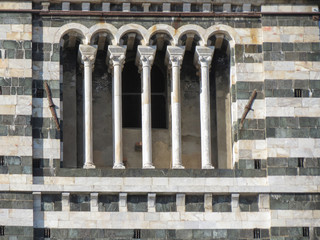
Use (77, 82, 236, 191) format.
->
(294, 89, 302, 97)
(253, 228, 260, 239)
(133, 229, 141, 239)
(298, 158, 304, 168)
(0, 156, 4, 166)
(302, 227, 309, 237)
(44, 228, 50, 238)
(0, 226, 4, 236)
(254, 159, 261, 169)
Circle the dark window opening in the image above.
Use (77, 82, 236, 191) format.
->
(35, 89, 44, 98)
(254, 159, 261, 169)
(44, 228, 50, 238)
(0, 226, 4, 236)
(33, 159, 41, 169)
(133, 229, 141, 239)
(302, 227, 309, 237)
(298, 158, 304, 168)
(0, 86, 2, 95)
(122, 60, 167, 129)
(122, 61, 141, 128)
(294, 89, 302, 97)
(253, 228, 260, 239)
(0, 156, 4, 166)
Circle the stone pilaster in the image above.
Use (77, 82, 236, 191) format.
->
(119, 193, 127, 212)
(148, 193, 156, 212)
(62, 192, 70, 212)
(90, 193, 99, 212)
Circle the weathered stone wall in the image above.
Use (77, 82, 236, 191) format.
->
(0, 0, 319, 238)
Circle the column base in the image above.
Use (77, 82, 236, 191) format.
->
(143, 164, 155, 169)
(83, 163, 96, 169)
(202, 165, 214, 169)
(113, 164, 125, 169)
(172, 165, 185, 169)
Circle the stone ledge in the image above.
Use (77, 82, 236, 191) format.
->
(33, 168, 267, 178)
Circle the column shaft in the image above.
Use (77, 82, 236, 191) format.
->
(108, 46, 126, 169)
(200, 60, 211, 168)
(171, 61, 182, 168)
(84, 60, 94, 168)
(80, 44, 97, 169)
(167, 46, 185, 169)
(137, 46, 156, 169)
(141, 60, 153, 168)
(194, 46, 215, 169)
(113, 63, 123, 168)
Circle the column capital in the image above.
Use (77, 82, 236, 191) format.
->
(194, 46, 215, 68)
(79, 44, 97, 65)
(166, 46, 185, 68)
(136, 45, 156, 68)
(108, 45, 126, 68)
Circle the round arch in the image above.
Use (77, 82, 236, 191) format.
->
(54, 23, 89, 44)
(116, 24, 148, 45)
(175, 24, 206, 46)
(88, 23, 117, 46)
(146, 24, 175, 46)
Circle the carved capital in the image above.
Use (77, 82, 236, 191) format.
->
(136, 45, 156, 70)
(79, 44, 97, 66)
(108, 46, 127, 71)
(194, 46, 215, 68)
(166, 46, 185, 69)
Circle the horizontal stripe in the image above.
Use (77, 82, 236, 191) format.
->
(0, 209, 33, 226)
(267, 138, 320, 158)
(264, 51, 320, 62)
(266, 98, 320, 117)
(262, 16, 318, 27)
(0, 136, 32, 156)
(34, 228, 269, 239)
(32, 61, 60, 80)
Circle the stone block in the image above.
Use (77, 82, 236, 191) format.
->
(185, 195, 204, 212)
(223, 3, 231, 12)
(62, 2, 70, 11)
(202, 3, 211, 12)
(163, 3, 170, 12)
(243, 4, 251, 12)
(98, 194, 119, 212)
(176, 193, 185, 212)
(183, 3, 191, 12)
(82, 3, 90, 11)
(102, 3, 110, 12)
(127, 195, 147, 212)
(122, 3, 130, 12)
(156, 195, 176, 212)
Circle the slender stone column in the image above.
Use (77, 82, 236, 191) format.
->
(166, 46, 185, 169)
(79, 44, 97, 169)
(194, 46, 215, 169)
(108, 46, 127, 169)
(136, 46, 156, 169)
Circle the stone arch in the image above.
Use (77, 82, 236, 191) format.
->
(54, 23, 89, 44)
(175, 24, 206, 46)
(116, 24, 148, 45)
(204, 24, 239, 48)
(88, 23, 117, 46)
(146, 24, 175, 46)
(205, 25, 238, 168)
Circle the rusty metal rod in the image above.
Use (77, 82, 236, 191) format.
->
(239, 89, 257, 129)
(44, 82, 60, 131)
